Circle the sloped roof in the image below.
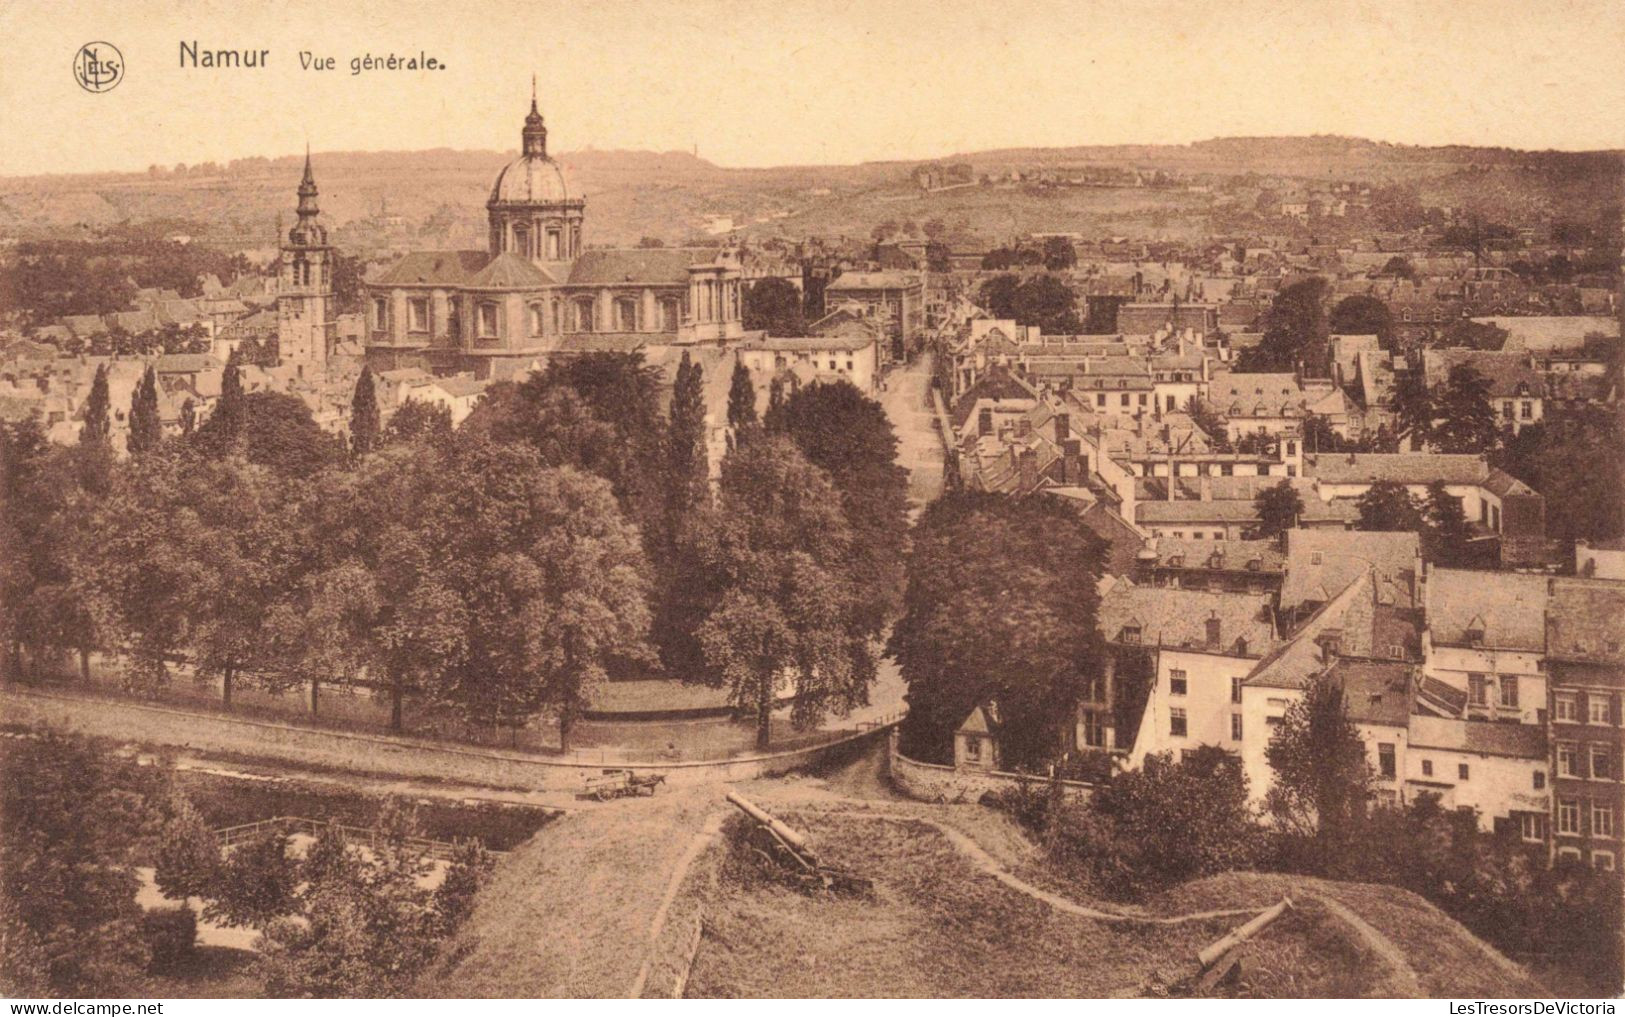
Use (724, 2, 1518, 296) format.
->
(465, 252, 556, 289)
(1421, 349, 1546, 398)
(1474, 315, 1618, 352)
(1329, 658, 1416, 728)
(826, 271, 921, 291)
(372, 250, 491, 287)
(1425, 568, 1548, 651)
(1408, 714, 1546, 760)
(1148, 536, 1285, 573)
(1097, 582, 1274, 655)
(1545, 577, 1625, 666)
(1306, 452, 1488, 487)
(153, 353, 223, 374)
(1282, 529, 1418, 612)
(565, 249, 703, 287)
(1247, 571, 1378, 689)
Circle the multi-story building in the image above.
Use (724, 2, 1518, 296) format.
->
(1545, 578, 1625, 871)
(822, 270, 925, 363)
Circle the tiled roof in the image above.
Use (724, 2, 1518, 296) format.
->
(1421, 350, 1545, 398)
(465, 252, 556, 289)
(739, 335, 874, 353)
(1329, 658, 1417, 728)
(1408, 715, 1546, 760)
(1474, 315, 1618, 352)
(372, 250, 491, 287)
(565, 249, 704, 287)
(1282, 529, 1418, 612)
(1545, 578, 1625, 665)
(1097, 581, 1274, 655)
(1247, 571, 1377, 689)
(433, 376, 489, 399)
(153, 353, 223, 374)
(1147, 536, 1285, 573)
(1425, 568, 1548, 651)
(1417, 674, 1469, 717)
(552, 334, 650, 354)
(1305, 452, 1488, 486)
(826, 271, 921, 291)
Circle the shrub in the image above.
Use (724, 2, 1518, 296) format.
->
(981, 778, 1056, 834)
(139, 906, 196, 974)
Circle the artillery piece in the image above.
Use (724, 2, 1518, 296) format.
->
(725, 791, 872, 897)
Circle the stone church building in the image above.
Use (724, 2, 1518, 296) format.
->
(364, 93, 747, 378)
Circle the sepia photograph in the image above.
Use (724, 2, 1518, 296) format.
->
(0, 0, 1622, 1003)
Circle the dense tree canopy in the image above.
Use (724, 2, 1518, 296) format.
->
(742, 276, 806, 336)
(1236, 276, 1329, 374)
(890, 492, 1106, 769)
(976, 274, 1083, 334)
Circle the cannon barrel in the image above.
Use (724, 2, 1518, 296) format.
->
(1197, 897, 1294, 969)
(725, 790, 812, 854)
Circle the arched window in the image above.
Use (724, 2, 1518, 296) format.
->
(574, 297, 595, 333)
(477, 302, 499, 339)
(552, 298, 562, 334)
(614, 296, 638, 332)
(547, 230, 561, 260)
(529, 303, 545, 336)
(659, 297, 680, 332)
(513, 223, 528, 258)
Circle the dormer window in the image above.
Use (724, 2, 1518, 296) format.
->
(1465, 627, 1485, 647)
(1121, 625, 1142, 645)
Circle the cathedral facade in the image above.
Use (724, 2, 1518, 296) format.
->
(364, 96, 746, 379)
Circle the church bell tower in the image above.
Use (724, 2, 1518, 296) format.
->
(277, 148, 333, 375)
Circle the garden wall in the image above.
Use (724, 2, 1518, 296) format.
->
(886, 731, 1094, 804)
(0, 685, 899, 793)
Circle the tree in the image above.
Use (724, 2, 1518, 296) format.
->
(653, 353, 713, 673)
(1423, 481, 1471, 566)
(206, 833, 298, 931)
(1049, 747, 1261, 897)
(383, 399, 454, 449)
(1356, 480, 1425, 532)
(179, 397, 196, 436)
(439, 442, 654, 750)
(153, 797, 221, 901)
(697, 436, 873, 749)
(193, 390, 341, 477)
(742, 277, 806, 336)
(1236, 276, 1329, 374)
(977, 274, 1083, 334)
(1430, 364, 1499, 454)
(726, 359, 757, 434)
(215, 359, 245, 443)
(1249, 479, 1303, 539)
(890, 492, 1106, 768)
(1042, 236, 1077, 271)
(1, 730, 167, 995)
(81, 365, 111, 445)
(765, 380, 910, 630)
(1328, 295, 1395, 347)
(1391, 362, 1434, 448)
(350, 366, 381, 458)
(1436, 319, 1510, 351)
(127, 366, 162, 457)
(1264, 674, 1373, 872)
(1491, 407, 1625, 545)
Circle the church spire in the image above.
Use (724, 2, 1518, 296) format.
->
(522, 81, 548, 158)
(296, 143, 319, 218)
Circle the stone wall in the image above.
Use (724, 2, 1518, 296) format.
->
(887, 731, 1094, 804)
(0, 685, 898, 793)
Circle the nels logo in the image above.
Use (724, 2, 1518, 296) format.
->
(74, 42, 123, 93)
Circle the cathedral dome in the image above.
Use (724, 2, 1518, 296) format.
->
(489, 153, 571, 205)
(488, 93, 573, 206)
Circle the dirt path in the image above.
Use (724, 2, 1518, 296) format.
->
(1309, 893, 1424, 996)
(878, 355, 946, 513)
(627, 810, 724, 998)
(799, 805, 1259, 926)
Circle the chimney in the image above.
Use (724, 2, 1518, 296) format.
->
(1062, 438, 1082, 483)
(1205, 613, 1222, 650)
(1018, 448, 1038, 492)
(1017, 417, 1032, 438)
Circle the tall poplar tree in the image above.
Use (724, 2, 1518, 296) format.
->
(80, 365, 111, 445)
(350, 366, 381, 459)
(126, 366, 162, 457)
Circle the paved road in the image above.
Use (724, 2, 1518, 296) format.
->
(879, 355, 946, 515)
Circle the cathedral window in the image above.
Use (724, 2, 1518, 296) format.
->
(407, 297, 430, 333)
(547, 230, 561, 260)
(477, 302, 500, 339)
(372, 297, 389, 333)
(660, 297, 680, 332)
(529, 303, 545, 336)
(574, 297, 595, 333)
(614, 296, 639, 332)
(552, 299, 562, 333)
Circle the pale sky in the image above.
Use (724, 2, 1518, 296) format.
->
(2, 0, 1623, 178)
